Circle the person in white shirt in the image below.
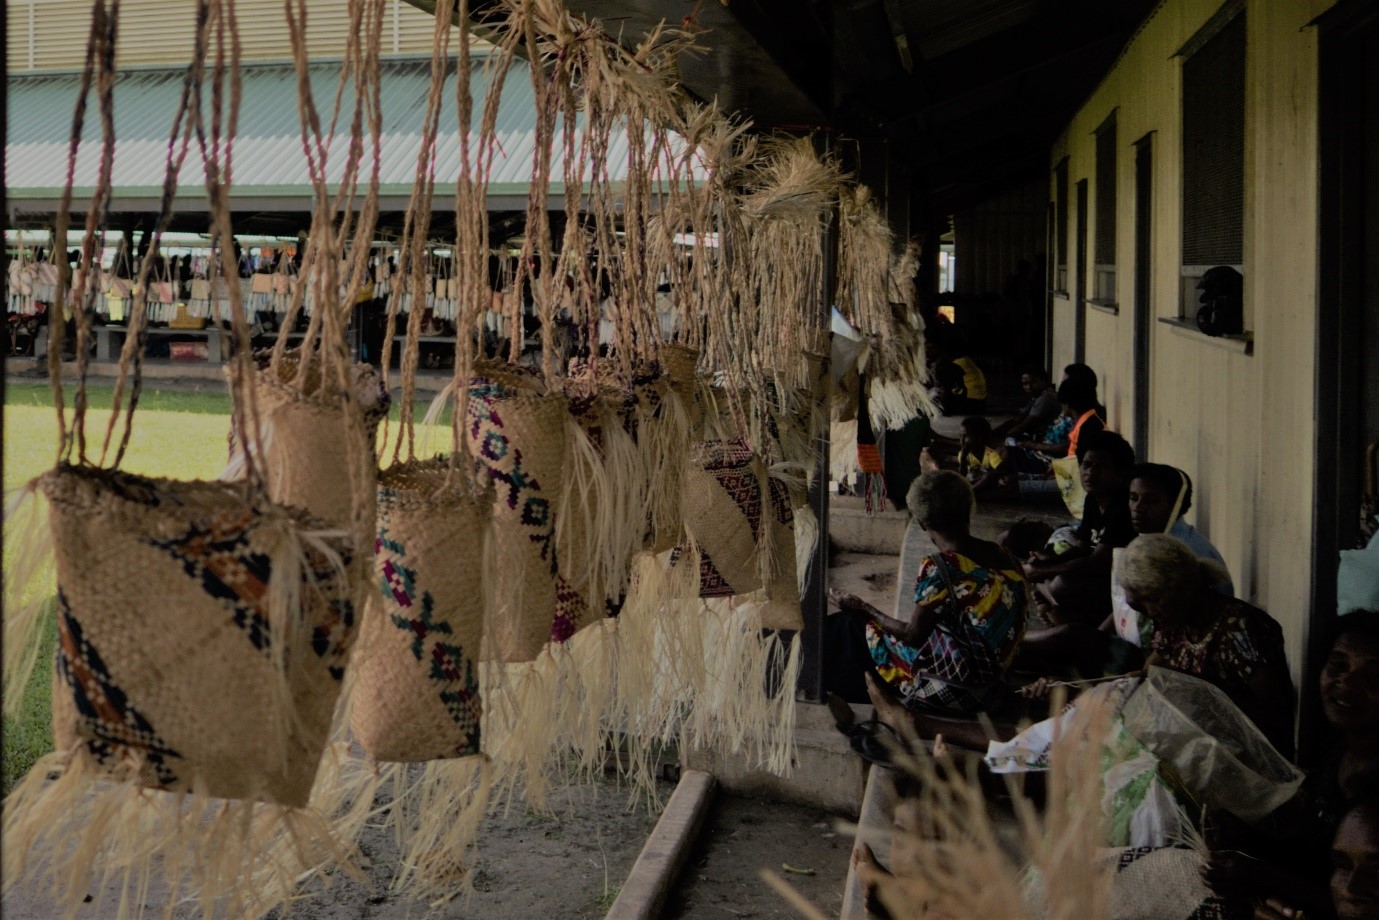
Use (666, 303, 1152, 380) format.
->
(1126, 463, 1234, 595)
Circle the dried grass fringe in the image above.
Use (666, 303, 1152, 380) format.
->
(830, 417, 860, 483)
(328, 754, 493, 907)
(2, 745, 365, 920)
(3, 483, 55, 719)
(479, 633, 621, 812)
(678, 595, 801, 777)
(475, 537, 801, 813)
(556, 404, 643, 609)
(793, 503, 819, 597)
(635, 388, 692, 551)
(613, 545, 800, 779)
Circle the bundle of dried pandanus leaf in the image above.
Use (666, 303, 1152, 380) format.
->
(765, 693, 1120, 920)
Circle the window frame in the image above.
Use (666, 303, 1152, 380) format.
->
(1177, 0, 1248, 331)
(1052, 157, 1070, 295)
(1091, 109, 1119, 307)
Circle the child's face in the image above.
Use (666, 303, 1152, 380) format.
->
(959, 426, 976, 452)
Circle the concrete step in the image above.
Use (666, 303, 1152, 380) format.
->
(829, 495, 909, 555)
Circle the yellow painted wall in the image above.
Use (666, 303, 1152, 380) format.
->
(1050, 294, 1075, 374)
(1048, 0, 1335, 686)
(7, 0, 450, 72)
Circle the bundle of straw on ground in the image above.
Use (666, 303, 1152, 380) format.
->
(767, 692, 1121, 920)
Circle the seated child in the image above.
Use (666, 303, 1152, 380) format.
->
(926, 417, 1018, 499)
(1022, 430, 1136, 626)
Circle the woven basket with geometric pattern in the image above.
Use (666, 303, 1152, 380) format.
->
(350, 461, 491, 762)
(37, 465, 356, 807)
(681, 439, 802, 630)
(465, 384, 572, 662)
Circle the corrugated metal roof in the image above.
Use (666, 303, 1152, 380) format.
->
(7, 57, 634, 210)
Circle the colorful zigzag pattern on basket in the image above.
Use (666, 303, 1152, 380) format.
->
(377, 528, 481, 755)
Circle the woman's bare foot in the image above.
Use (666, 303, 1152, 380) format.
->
(852, 843, 894, 920)
(864, 672, 912, 737)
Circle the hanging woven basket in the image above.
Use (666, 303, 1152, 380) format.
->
(350, 461, 492, 762)
(681, 439, 802, 630)
(38, 465, 356, 807)
(660, 342, 704, 438)
(228, 349, 388, 527)
(466, 386, 572, 662)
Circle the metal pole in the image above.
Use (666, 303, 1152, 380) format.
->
(796, 135, 839, 704)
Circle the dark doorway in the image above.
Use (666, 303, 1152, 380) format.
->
(1309, 0, 1379, 763)
(1045, 201, 1057, 369)
(1133, 134, 1155, 459)
(1075, 178, 1089, 363)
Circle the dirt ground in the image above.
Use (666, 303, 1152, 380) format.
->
(664, 794, 853, 920)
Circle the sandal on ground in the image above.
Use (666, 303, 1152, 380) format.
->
(827, 693, 901, 767)
(848, 719, 901, 767)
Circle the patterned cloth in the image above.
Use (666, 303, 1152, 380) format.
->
(1148, 597, 1287, 718)
(866, 550, 1028, 713)
(1034, 412, 1075, 463)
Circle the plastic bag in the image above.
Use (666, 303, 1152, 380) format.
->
(1051, 454, 1086, 520)
(1338, 525, 1379, 615)
(1110, 547, 1149, 647)
(1119, 667, 1303, 822)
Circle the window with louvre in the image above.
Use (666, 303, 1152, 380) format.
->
(1180, 4, 1245, 316)
(1093, 111, 1117, 304)
(1053, 158, 1069, 293)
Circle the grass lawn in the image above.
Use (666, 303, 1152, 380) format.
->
(1, 380, 451, 792)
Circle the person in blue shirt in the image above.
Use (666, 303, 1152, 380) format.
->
(1127, 463, 1234, 596)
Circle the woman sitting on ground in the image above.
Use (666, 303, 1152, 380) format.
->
(1206, 610, 1379, 918)
(1119, 533, 1296, 757)
(830, 470, 1030, 716)
(1006, 378, 1103, 502)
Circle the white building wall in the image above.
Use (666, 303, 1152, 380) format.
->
(1048, 0, 1336, 686)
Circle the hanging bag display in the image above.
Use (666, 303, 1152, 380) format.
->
(2, 7, 364, 914)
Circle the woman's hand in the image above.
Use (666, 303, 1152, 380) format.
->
(1252, 898, 1306, 920)
(1017, 677, 1055, 700)
(828, 587, 869, 614)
